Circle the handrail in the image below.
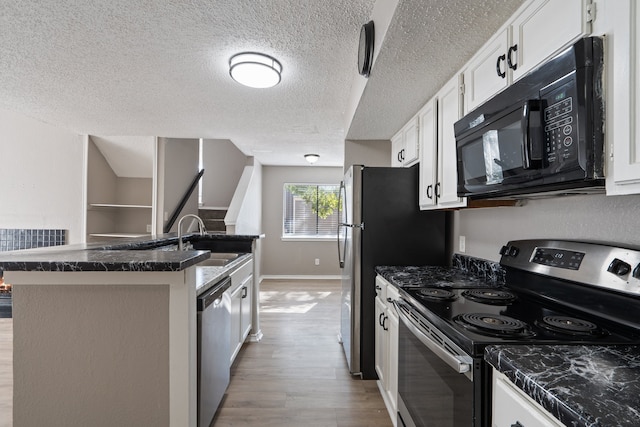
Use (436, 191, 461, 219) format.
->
(164, 169, 205, 233)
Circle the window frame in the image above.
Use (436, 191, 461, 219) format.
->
(281, 182, 341, 241)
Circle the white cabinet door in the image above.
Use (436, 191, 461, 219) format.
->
(391, 133, 404, 167)
(418, 98, 438, 208)
(511, 0, 592, 82)
(603, 0, 640, 193)
(437, 74, 466, 208)
(492, 371, 563, 427)
(374, 295, 387, 385)
(386, 287, 399, 413)
(391, 119, 420, 167)
(403, 120, 420, 166)
(240, 276, 253, 341)
(463, 29, 510, 113)
(229, 283, 243, 363)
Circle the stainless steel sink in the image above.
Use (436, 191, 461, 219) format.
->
(197, 253, 240, 267)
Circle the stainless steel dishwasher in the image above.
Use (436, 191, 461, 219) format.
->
(197, 276, 231, 427)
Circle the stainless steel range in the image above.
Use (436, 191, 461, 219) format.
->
(392, 240, 640, 427)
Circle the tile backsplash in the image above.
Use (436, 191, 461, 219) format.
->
(0, 228, 67, 252)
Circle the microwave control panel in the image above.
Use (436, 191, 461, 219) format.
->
(542, 79, 578, 167)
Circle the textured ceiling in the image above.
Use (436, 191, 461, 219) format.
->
(348, 0, 525, 140)
(0, 0, 523, 168)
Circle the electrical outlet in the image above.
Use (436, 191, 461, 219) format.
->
(459, 235, 466, 253)
(315, 258, 320, 266)
(146, 224, 152, 233)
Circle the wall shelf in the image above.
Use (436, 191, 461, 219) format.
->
(89, 203, 153, 209)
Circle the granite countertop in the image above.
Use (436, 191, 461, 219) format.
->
(0, 233, 259, 273)
(375, 254, 505, 289)
(486, 345, 640, 427)
(195, 253, 252, 295)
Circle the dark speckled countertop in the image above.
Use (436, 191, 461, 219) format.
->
(0, 233, 259, 273)
(486, 345, 640, 427)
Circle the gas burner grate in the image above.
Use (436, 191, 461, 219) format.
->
(536, 316, 609, 337)
(461, 289, 516, 305)
(416, 288, 456, 302)
(455, 313, 535, 338)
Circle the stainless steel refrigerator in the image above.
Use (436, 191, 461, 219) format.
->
(337, 164, 449, 379)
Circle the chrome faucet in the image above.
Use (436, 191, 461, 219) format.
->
(177, 214, 207, 250)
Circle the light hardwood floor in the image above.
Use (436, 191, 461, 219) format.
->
(0, 318, 12, 427)
(0, 280, 392, 427)
(213, 279, 392, 427)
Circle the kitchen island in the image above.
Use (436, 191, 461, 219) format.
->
(0, 233, 259, 427)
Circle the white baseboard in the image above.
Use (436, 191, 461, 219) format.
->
(260, 275, 342, 282)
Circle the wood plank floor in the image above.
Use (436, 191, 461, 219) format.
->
(212, 279, 392, 427)
(0, 318, 12, 427)
(0, 280, 392, 427)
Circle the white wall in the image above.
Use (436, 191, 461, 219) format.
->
(201, 139, 247, 208)
(456, 193, 640, 261)
(261, 166, 344, 277)
(230, 163, 262, 236)
(0, 109, 84, 243)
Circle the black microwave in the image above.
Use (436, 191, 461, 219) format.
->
(454, 37, 605, 199)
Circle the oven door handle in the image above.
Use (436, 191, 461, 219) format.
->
(395, 302, 472, 374)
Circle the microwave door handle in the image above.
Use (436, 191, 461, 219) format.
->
(522, 99, 544, 170)
(394, 301, 471, 374)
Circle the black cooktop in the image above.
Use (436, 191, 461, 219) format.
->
(400, 284, 640, 357)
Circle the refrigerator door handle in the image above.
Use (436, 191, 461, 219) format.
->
(340, 222, 365, 230)
(337, 180, 346, 268)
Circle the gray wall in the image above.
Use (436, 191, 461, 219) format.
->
(456, 193, 640, 261)
(201, 139, 247, 208)
(261, 166, 344, 277)
(344, 139, 391, 172)
(157, 138, 200, 233)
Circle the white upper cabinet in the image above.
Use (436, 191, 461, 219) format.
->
(600, 0, 640, 194)
(391, 117, 420, 167)
(418, 98, 438, 208)
(511, 0, 592, 81)
(463, 29, 511, 114)
(419, 74, 466, 210)
(464, 0, 592, 114)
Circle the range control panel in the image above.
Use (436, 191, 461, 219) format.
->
(530, 247, 585, 270)
(500, 239, 640, 296)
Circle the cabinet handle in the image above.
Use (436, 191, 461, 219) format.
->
(426, 184, 433, 200)
(382, 315, 388, 331)
(510, 422, 524, 427)
(496, 54, 506, 78)
(507, 44, 518, 71)
(401, 149, 405, 161)
(379, 312, 385, 326)
(435, 182, 441, 198)
(242, 286, 248, 299)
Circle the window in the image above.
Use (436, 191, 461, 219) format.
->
(283, 184, 341, 239)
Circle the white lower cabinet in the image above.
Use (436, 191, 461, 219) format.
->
(229, 258, 254, 364)
(492, 370, 563, 427)
(375, 276, 399, 425)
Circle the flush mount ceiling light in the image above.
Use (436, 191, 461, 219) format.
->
(229, 52, 282, 88)
(304, 154, 320, 164)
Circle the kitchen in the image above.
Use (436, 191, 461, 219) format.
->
(2, 0, 640, 426)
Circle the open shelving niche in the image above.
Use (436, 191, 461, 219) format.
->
(84, 135, 157, 242)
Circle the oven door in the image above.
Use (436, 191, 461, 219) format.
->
(395, 299, 475, 427)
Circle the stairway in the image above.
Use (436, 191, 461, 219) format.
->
(198, 208, 227, 234)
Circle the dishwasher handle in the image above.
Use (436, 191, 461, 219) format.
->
(198, 276, 232, 311)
